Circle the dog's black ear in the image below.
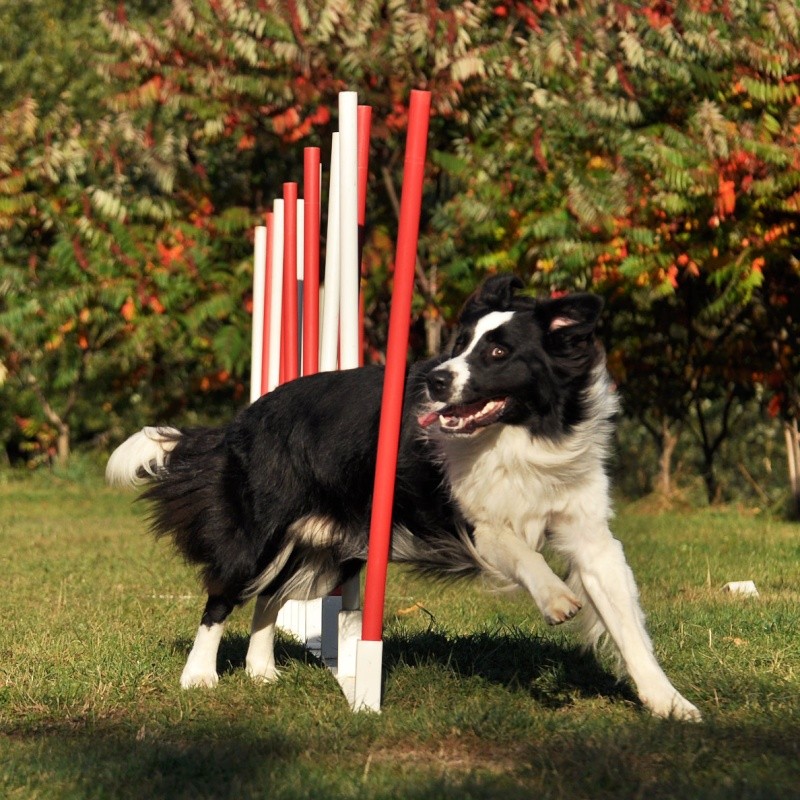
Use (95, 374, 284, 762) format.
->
(461, 274, 525, 319)
(477, 274, 524, 309)
(536, 293, 604, 337)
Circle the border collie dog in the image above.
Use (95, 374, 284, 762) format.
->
(107, 275, 700, 721)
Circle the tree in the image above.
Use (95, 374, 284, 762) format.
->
(0, 93, 253, 462)
(426, 0, 800, 503)
(2, 0, 799, 506)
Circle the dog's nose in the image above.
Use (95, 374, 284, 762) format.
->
(426, 368, 454, 401)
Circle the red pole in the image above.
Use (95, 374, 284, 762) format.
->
(357, 106, 372, 228)
(361, 90, 431, 643)
(260, 211, 274, 397)
(357, 106, 372, 368)
(303, 148, 321, 377)
(282, 182, 299, 383)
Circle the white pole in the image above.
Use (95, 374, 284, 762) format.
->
(267, 199, 285, 392)
(297, 200, 305, 282)
(297, 199, 305, 375)
(249, 225, 267, 404)
(338, 91, 360, 372)
(320, 133, 341, 373)
(334, 92, 363, 679)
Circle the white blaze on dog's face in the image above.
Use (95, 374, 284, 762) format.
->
(441, 310, 515, 402)
(419, 277, 604, 439)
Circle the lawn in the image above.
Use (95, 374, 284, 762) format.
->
(1, 471, 799, 799)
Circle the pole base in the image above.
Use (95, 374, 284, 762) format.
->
(353, 639, 383, 712)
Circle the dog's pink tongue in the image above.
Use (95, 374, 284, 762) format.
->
(418, 410, 439, 428)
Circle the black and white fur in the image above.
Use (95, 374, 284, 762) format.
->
(107, 275, 700, 720)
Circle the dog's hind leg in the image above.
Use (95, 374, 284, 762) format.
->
(180, 595, 234, 689)
(245, 594, 282, 683)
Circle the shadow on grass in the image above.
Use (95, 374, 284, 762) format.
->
(190, 626, 635, 711)
(381, 627, 636, 709)
(5, 712, 800, 800)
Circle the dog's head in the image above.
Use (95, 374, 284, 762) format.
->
(419, 274, 605, 438)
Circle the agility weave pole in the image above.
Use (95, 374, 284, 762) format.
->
(248, 89, 431, 710)
(355, 89, 431, 710)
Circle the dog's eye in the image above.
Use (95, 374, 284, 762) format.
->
(490, 345, 509, 360)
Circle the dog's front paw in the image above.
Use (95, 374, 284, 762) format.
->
(180, 666, 219, 689)
(539, 584, 583, 625)
(642, 690, 702, 722)
(245, 661, 281, 684)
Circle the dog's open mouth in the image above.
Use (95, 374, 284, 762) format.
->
(418, 398, 509, 435)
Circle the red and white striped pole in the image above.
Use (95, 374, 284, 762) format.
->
(355, 89, 431, 710)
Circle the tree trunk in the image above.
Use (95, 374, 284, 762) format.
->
(424, 266, 442, 356)
(701, 454, 718, 505)
(55, 422, 71, 467)
(29, 375, 73, 467)
(425, 314, 443, 356)
(691, 389, 737, 505)
(656, 419, 679, 496)
(785, 419, 800, 519)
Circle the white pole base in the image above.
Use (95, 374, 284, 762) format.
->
(353, 638, 383, 712)
(332, 608, 362, 708)
(336, 608, 362, 678)
(276, 598, 322, 647)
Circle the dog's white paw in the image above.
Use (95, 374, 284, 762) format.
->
(538, 583, 583, 625)
(245, 661, 281, 684)
(180, 667, 219, 689)
(642, 690, 702, 722)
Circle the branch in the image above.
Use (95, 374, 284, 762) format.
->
(27, 374, 66, 431)
(709, 387, 738, 457)
(380, 164, 439, 310)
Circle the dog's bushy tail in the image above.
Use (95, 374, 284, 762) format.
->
(107, 426, 235, 574)
(390, 525, 492, 585)
(106, 426, 183, 487)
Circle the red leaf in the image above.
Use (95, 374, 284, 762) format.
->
(157, 240, 184, 267)
(716, 177, 736, 217)
(272, 107, 300, 135)
(616, 62, 636, 98)
(121, 298, 136, 322)
(667, 264, 679, 288)
(237, 133, 256, 150)
(310, 105, 331, 126)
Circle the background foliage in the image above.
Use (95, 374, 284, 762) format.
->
(1, 0, 799, 512)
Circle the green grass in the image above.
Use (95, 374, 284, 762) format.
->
(1, 473, 799, 799)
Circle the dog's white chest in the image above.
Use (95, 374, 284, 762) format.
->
(438, 426, 580, 544)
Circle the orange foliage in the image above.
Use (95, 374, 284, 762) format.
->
(156, 240, 184, 267)
(121, 297, 136, 321)
(716, 176, 736, 217)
